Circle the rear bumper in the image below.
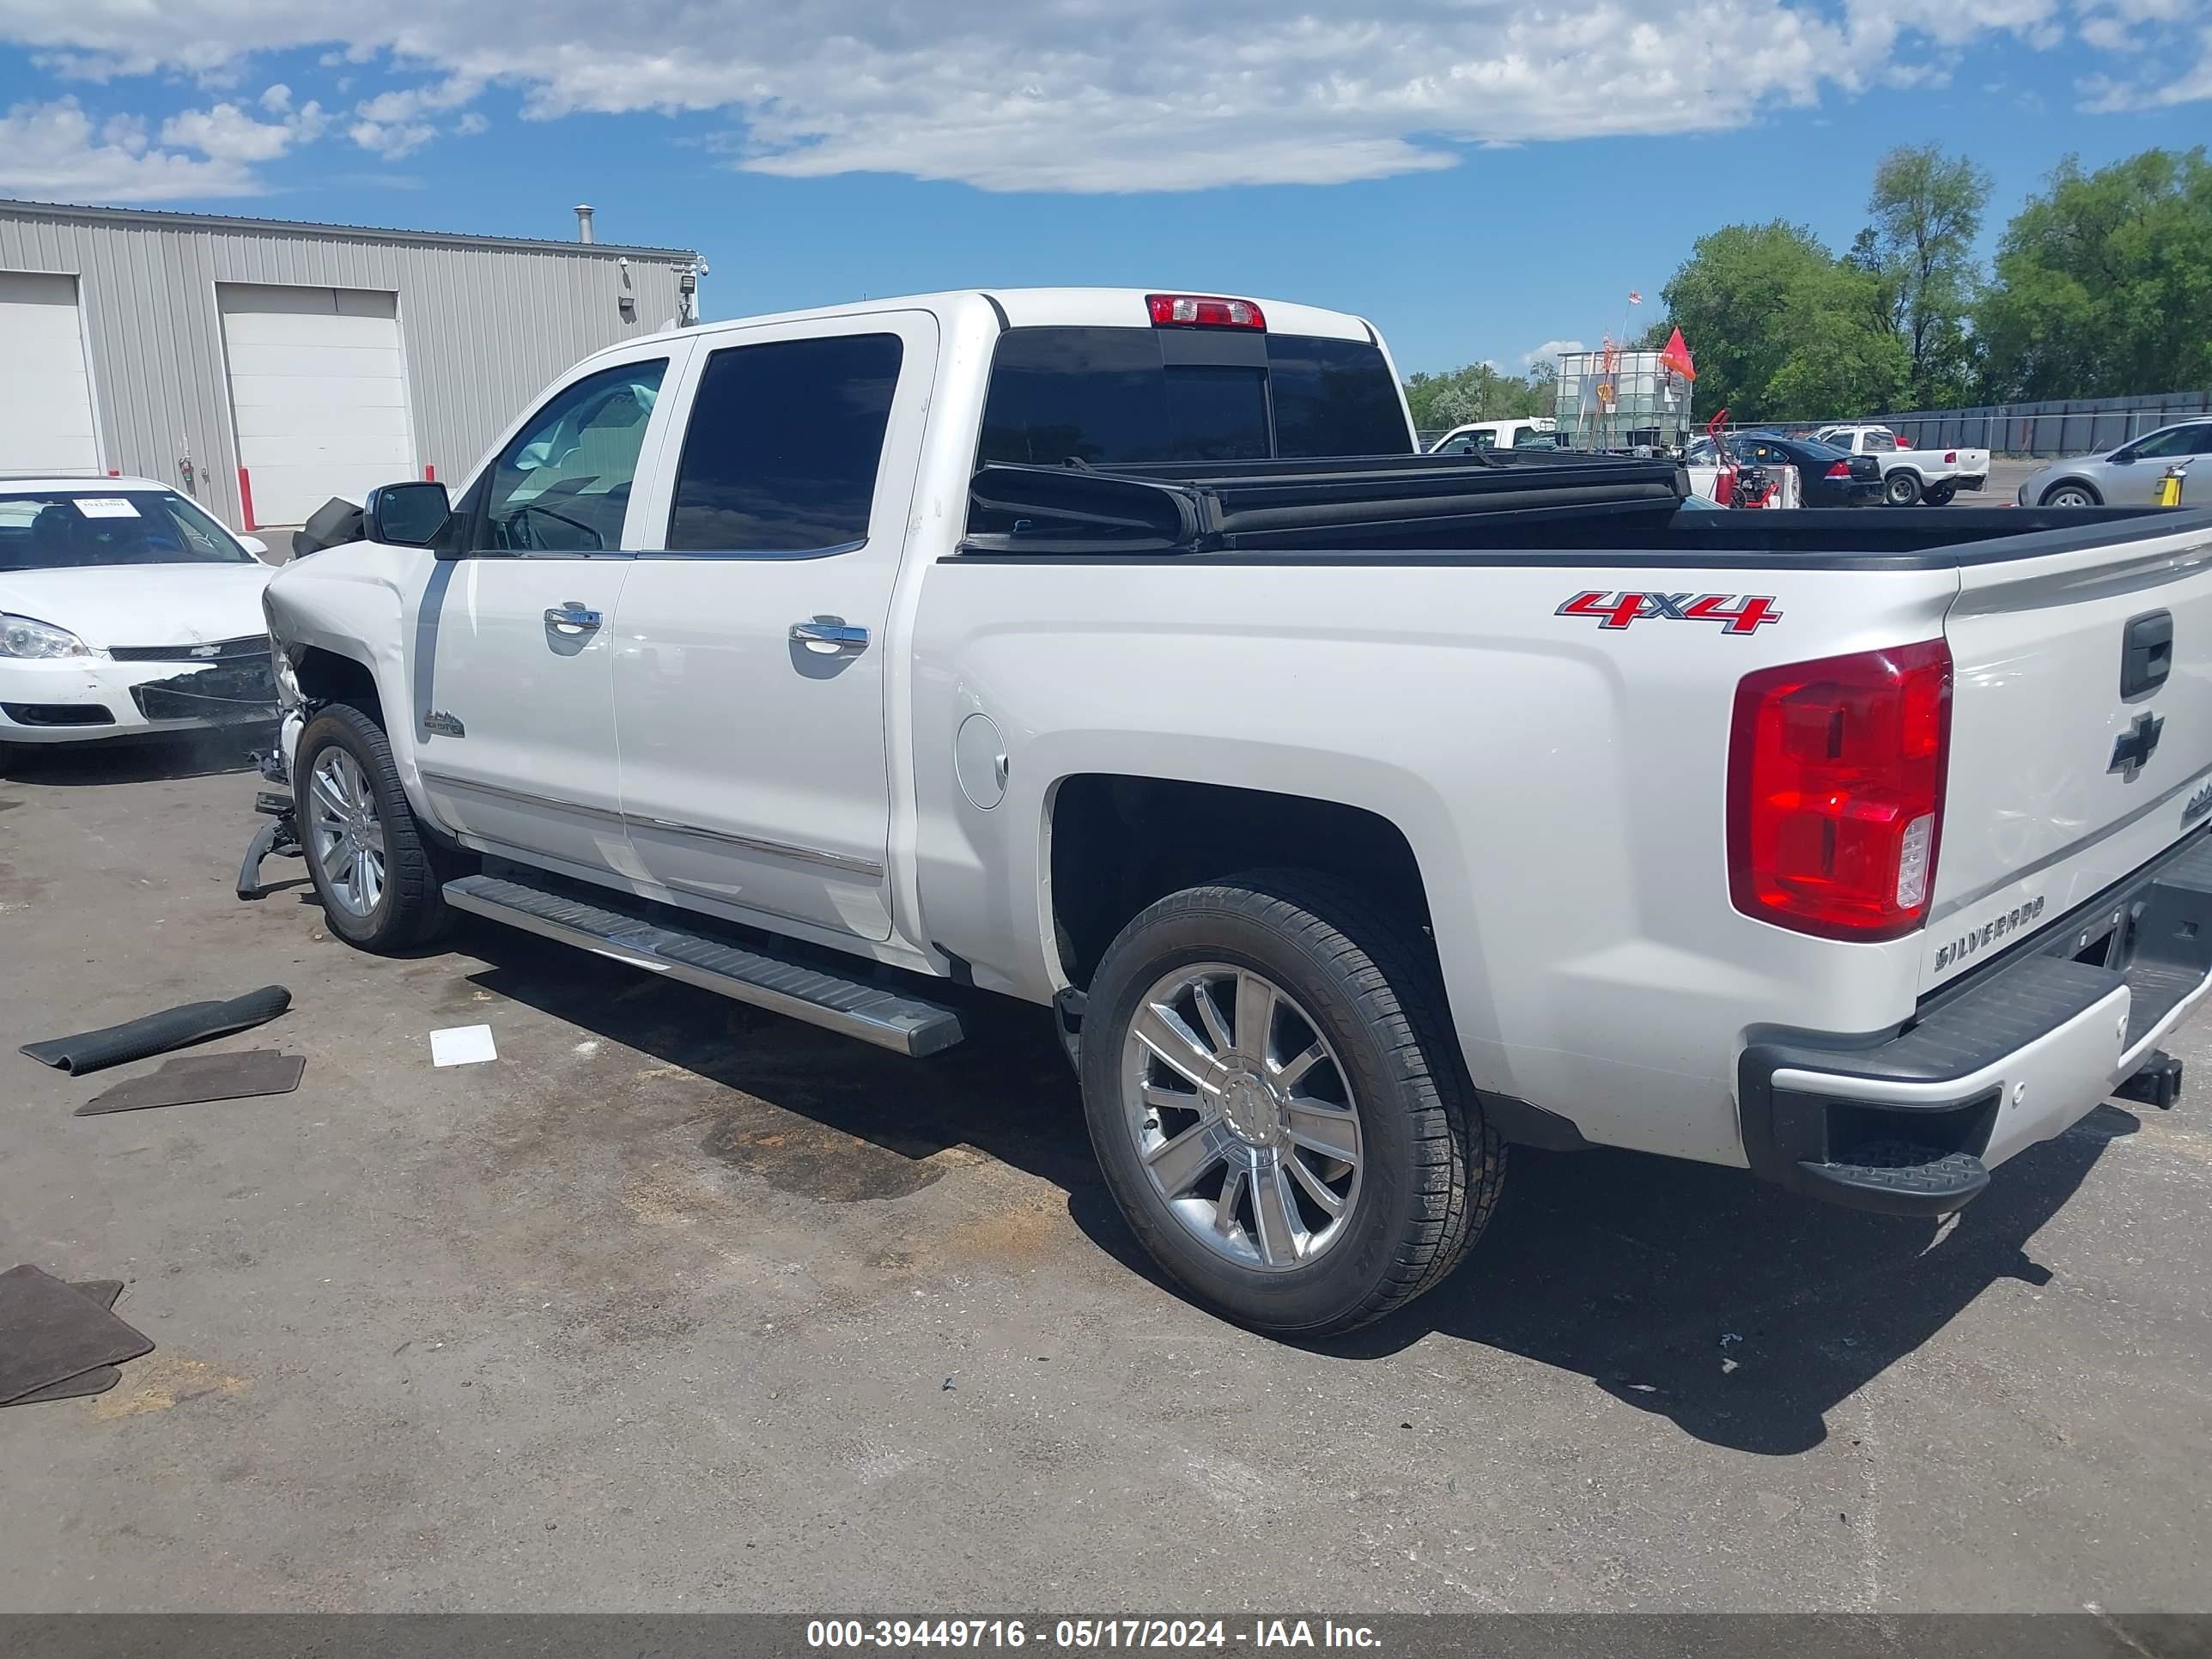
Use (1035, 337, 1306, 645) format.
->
(1810, 481, 1884, 507)
(1738, 830, 2212, 1216)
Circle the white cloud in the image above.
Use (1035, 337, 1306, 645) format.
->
(454, 111, 489, 135)
(0, 95, 263, 198)
(1524, 338, 1585, 367)
(259, 82, 292, 113)
(0, 0, 2205, 196)
(160, 95, 326, 164)
(347, 117, 436, 157)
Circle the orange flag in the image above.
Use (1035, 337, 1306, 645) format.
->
(1660, 326, 1697, 381)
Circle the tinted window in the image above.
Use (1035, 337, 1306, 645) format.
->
(1266, 334, 1414, 456)
(978, 327, 1410, 468)
(0, 489, 252, 572)
(2127, 425, 2212, 460)
(478, 359, 666, 553)
(667, 333, 903, 553)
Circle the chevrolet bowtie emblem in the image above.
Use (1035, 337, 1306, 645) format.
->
(2110, 711, 2164, 780)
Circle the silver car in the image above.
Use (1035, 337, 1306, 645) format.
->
(2019, 419, 2212, 507)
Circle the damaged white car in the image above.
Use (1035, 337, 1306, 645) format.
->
(0, 477, 276, 754)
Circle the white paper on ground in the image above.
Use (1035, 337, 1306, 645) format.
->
(429, 1024, 498, 1066)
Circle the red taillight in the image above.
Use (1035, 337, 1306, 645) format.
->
(1147, 294, 1266, 330)
(1728, 640, 1952, 941)
(1944, 451, 1957, 464)
(1825, 460, 1852, 478)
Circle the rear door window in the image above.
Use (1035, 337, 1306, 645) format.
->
(665, 332, 904, 554)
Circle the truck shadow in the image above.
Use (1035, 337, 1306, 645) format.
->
(457, 921, 2133, 1459)
(1320, 1107, 2133, 1455)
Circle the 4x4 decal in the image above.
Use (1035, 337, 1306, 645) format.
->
(1556, 591, 1783, 634)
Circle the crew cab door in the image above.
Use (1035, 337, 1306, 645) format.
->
(611, 312, 937, 940)
(413, 340, 690, 872)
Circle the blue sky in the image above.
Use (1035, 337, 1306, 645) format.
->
(2, 2, 2207, 374)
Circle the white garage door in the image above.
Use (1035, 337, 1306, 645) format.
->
(219, 283, 412, 526)
(0, 271, 100, 474)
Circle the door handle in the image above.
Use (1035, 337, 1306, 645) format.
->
(544, 601, 603, 632)
(791, 617, 869, 655)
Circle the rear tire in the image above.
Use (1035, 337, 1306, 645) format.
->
(295, 702, 454, 952)
(1884, 471, 1923, 507)
(1079, 869, 1504, 1335)
(1923, 482, 1956, 507)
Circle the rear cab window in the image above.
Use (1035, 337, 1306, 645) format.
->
(976, 326, 1412, 469)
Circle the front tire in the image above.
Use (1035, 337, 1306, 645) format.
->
(2042, 481, 2102, 508)
(1884, 471, 1923, 507)
(295, 702, 454, 951)
(1079, 871, 1503, 1335)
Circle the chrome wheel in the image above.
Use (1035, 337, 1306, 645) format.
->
(307, 747, 387, 919)
(2046, 485, 2096, 507)
(1121, 963, 1364, 1273)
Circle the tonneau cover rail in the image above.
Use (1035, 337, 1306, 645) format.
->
(965, 451, 1689, 555)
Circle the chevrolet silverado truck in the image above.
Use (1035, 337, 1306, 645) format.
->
(1814, 423, 1992, 507)
(260, 287, 2210, 1335)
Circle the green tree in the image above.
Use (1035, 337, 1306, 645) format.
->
(1854, 144, 1991, 407)
(1976, 148, 2212, 400)
(1655, 221, 1909, 422)
(1402, 362, 1548, 430)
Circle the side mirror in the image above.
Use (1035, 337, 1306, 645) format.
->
(365, 481, 451, 548)
(237, 533, 270, 559)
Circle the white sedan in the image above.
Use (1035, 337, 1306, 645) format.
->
(0, 476, 277, 750)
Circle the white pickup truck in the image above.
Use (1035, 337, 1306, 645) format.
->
(1815, 423, 1992, 507)
(261, 287, 2211, 1336)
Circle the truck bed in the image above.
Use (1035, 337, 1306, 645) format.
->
(964, 452, 2203, 566)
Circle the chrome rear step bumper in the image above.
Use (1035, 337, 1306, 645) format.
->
(1738, 830, 2212, 1217)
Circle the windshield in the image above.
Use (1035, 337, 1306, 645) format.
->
(0, 489, 254, 573)
(978, 326, 1412, 466)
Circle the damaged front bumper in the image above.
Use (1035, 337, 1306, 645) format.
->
(235, 726, 305, 901)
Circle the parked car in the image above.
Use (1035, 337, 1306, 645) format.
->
(1814, 424, 1991, 506)
(0, 477, 276, 754)
(1692, 432, 1882, 507)
(264, 287, 2204, 1336)
(2019, 421, 2212, 507)
(1431, 417, 1557, 454)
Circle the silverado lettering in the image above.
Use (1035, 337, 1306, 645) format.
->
(1933, 896, 2049, 972)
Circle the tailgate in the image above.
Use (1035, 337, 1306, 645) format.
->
(1929, 518, 2212, 991)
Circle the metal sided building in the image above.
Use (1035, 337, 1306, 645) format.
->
(0, 200, 700, 530)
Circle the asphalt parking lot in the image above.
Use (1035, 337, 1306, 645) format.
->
(3, 736, 2209, 1615)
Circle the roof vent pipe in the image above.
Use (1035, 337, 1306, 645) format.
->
(574, 204, 595, 244)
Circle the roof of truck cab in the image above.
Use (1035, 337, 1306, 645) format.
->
(609, 288, 1380, 356)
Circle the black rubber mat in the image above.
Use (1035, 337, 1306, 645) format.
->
(20, 985, 292, 1075)
(7, 1283, 128, 1404)
(0, 1266, 152, 1405)
(76, 1049, 306, 1115)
